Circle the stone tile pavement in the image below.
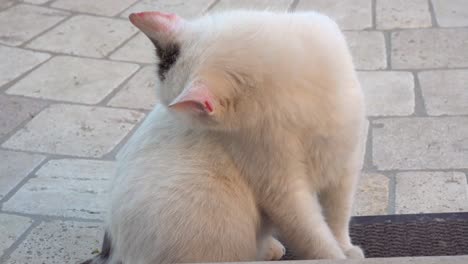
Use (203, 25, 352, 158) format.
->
(0, 0, 467, 262)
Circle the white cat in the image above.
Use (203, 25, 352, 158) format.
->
(99, 9, 365, 264)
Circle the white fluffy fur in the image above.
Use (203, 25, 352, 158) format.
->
(107, 10, 366, 264)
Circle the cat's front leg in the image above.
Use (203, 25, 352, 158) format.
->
(319, 172, 364, 259)
(265, 189, 346, 259)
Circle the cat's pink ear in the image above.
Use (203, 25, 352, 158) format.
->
(129, 11, 183, 41)
(168, 83, 216, 115)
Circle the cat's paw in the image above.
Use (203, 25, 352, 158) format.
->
(344, 245, 364, 259)
(263, 237, 286, 261)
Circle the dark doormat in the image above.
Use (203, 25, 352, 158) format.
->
(283, 212, 468, 260)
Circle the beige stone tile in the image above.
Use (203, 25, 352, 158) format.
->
(372, 117, 468, 170)
(391, 29, 468, 69)
(419, 70, 468, 116)
(0, 46, 50, 88)
(0, 150, 45, 200)
(120, 0, 215, 19)
(0, 214, 32, 256)
(211, 0, 293, 12)
(296, 0, 372, 30)
(345, 31, 386, 70)
(358, 71, 414, 116)
(432, 0, 468, 27)
(2, 104, 145, 157)
(395, 171, 468, 214)
(7, 221, 103, 264)
(7, 56, 139, 104)
(0, 4, 69, 46)
(52, 0, 138, 16)
(376, 0, 431, 29)
(3, 159, 115, 219)
(27, 15, 137, 58)
(354, 173, 389, 216)
(109, 33, 155, 63)
(108, 66, 158, 110)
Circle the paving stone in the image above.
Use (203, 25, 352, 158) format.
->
(295, 0, 372, 30)
(0, 214, 32, 256)
(354, 173, 389, 216)
(0, 95, 48, 139)
(0, 46, 50, 88)
(395, 171, 468, 214)
(0, 150, 45, 200)
(6, 221, 103, 264)
(372, 117, 468, 170)
(418, 70, 468, 116)
(27, 15, 137, 58)
(109, 33, 155, 63)
(3, 159, 115, 219)
(358, 71, 414, 116)
(108, 66, 158, 110)
(0, 0, 17, 10)
(344, 31, 386, 70)
(6, 56, 139, 104)
(432, 0, 468, 27)
(52, 0, 138, 16)
(376, 0, 431, 29)
(2, 104, 145, 157)
(23, 0, 51, 4)
(120, 0, 215, 19)
(0, 4, 69, 46)
(210, 0, 293, 12)
(391, 29, 468, 69)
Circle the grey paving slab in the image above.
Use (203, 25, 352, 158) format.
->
(3, 159, 115, 219)
(109, 33, 155, 63)
(23, 0, 51, 4)
(0, 4, 69, 46)
(372, 117, 468, 170)
(0, 214, 32, 256)
(51, 0, 138, 16)
(418, 70, 468, 116)
(6, 221, 103, 264)
(344, 31, 386, 70)
(432, 0, 468, 27)
(391, 28, 468, 69)
(395, 171, 468, 214)
(0, 95, 48, 139)
(6, 56, 139, 104)
(210, 0, 293, 12)
(358, 71, 414, 116)
(376, 0, 431, 29)
(295, 0, 372, 30)
(0, 0, 17, 11)
(0, 46, 50, 88)
(120, 0, 215, 19)
(0, 150, 45, 200)
(108, 65, 158, 110)
(26, 15, 137, 58)
(354, 173, 389, 216)
(2, 104, 145, 157)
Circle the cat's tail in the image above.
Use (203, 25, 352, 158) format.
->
(80, 232, 112, 264)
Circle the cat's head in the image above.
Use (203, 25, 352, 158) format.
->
(129, 11, 289, 132)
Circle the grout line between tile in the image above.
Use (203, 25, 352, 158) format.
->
(363, 119, 376, 171)
(383, 30, 391, 70)
(371, 0, 377, 29)
(206, 0, 221, 12)
(427, 0, 439, 27)
(104, 31, 140, 60)
(288, 0, 300, 12)
(18, 13, 74, 49)
(411, 71, 429, 116)
(0, 55, 53, 92)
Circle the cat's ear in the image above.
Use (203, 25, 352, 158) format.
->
(168, 82, 216, 116)
(129, 11, 183, 47)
